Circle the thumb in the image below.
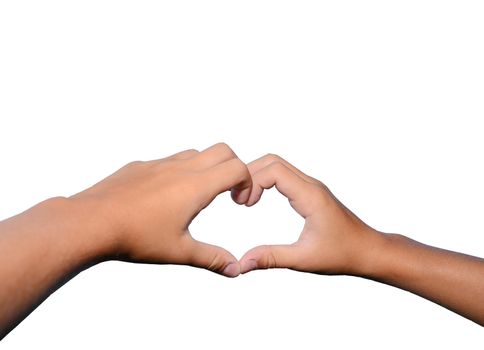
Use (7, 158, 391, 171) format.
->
(239, 244, 300, 274)
(187, 238, 241, 278)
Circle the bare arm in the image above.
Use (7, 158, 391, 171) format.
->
(239, 154, 484, 326)
(0, 143, 252, 339)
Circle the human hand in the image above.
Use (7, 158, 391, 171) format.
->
(239, 154, 383, 276)
(70, 143, 252, 277)
(4, 147, 483, 338)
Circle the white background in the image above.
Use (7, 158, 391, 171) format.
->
(1, 1, 483, 348)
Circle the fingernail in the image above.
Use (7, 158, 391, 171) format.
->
(241, 259, 258, 274)
(222, 262, 240, 277)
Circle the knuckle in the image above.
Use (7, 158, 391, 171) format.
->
(267, 161, 286, 173)
(214, 142, 236, 158)
(183, 149, 200, 159)
(314, 179, 325, 187)
(215, 142, 229, 148)
(185, 149, 199, 155)
(172, 149, 199, 161)
(215, 142, 231, 151)
(125, 160, 143, 168)
(310, 184, 332, 206)
(264, 153, 282, 163)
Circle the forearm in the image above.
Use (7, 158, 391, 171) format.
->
(0, 197, 112, 339)
(359, 232, 484, 326)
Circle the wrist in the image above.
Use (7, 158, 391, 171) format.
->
(44, 196, 120, 263)
(348, 229, 398, 278)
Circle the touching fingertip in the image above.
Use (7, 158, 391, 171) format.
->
(222, 262, 240, 277)
(230, 188, 241, 203)
(231, 187, 252, 205)
(239, 188, 252, 204)
(245, 195, 260, 207)
(240, 259, 258, 274)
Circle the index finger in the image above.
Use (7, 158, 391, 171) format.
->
(201, 158, 253, 205)
(247, 154, 321, 185)
(246, 161, 315, 218)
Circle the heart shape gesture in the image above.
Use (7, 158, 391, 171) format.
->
(3, 142, 484, 335)
(71, 143, 379, 278)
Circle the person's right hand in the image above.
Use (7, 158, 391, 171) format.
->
(239, 154, 384, 276)
(70, 143, 252, 277)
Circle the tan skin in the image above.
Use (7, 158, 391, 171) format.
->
(239, 154, 484, 326)
(0, 145, 483, 339)
(0, 143, 252, 338)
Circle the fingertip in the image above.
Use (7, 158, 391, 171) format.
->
(240, 244, 298, 272)
(240, 258, 258, 274)
(244, 198, 255, 207)
(222, 261, 241, 277)
(230, 187, 251, 205)
(188, 238, 241, 277)
(245, 193, 261, 207)
(239, 187, 252, 204)
(230, 188, 241, 203)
